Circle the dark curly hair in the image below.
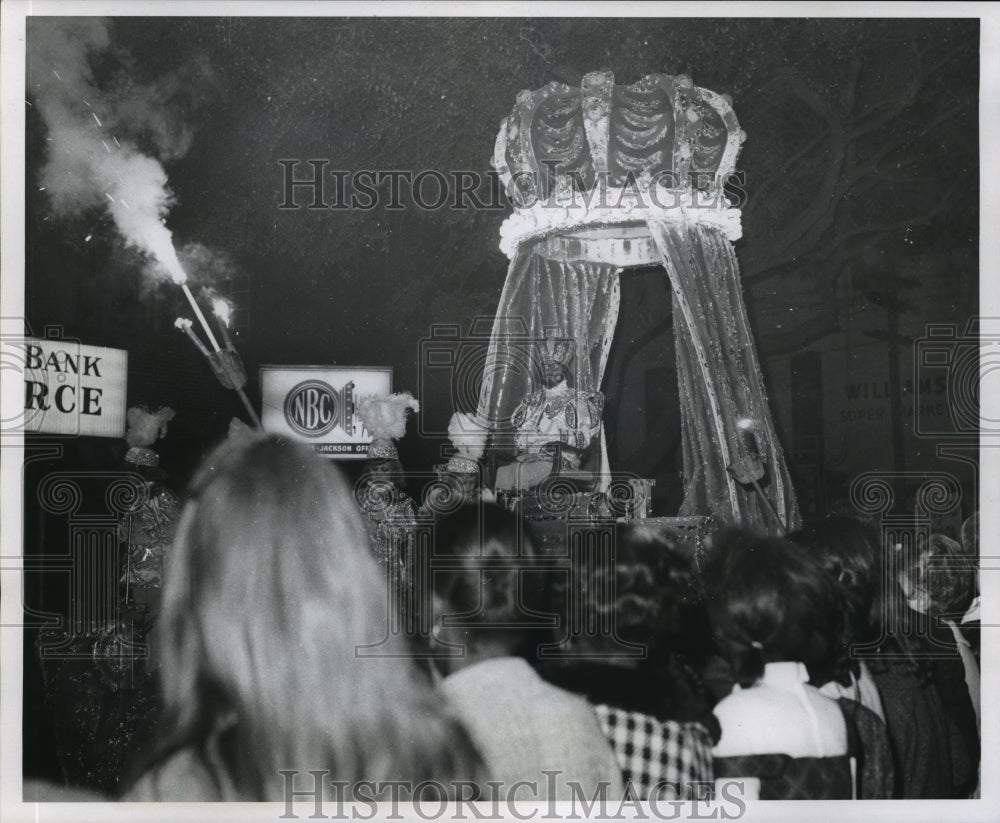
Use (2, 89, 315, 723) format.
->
(560, 523, 702, 656)
(789, 515, 940, 682)
(790, 516, 883, 648)
(899, 533, 977, 619)
(702, 530, 851, 689)
(429, 503, 549, 652)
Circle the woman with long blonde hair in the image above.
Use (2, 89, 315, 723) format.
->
(123, 434, 479, 801)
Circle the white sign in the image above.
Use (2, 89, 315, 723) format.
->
(260, 366, 392, 458)
(20, 337, 128, 438)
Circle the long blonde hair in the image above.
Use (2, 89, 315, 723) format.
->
(149, 434, 478, 799)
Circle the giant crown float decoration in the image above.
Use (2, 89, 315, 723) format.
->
(493, 70, 746, 258)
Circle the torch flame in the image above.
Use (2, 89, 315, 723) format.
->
(211, 297, 233, 327)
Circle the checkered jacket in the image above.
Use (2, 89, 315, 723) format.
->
(594, 704, 714, 799)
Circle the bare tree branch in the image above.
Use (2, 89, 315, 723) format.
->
(745, 181, 959, 287)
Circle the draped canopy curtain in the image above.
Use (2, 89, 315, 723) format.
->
(477, 249, 621, 424)
(647, 219, 799, 531)
(477, 221, 800, 533)
(476, 250, 621, 480)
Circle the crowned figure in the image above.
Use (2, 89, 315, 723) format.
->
(354, 392, 421, 585)
(495, 336, 604, 491)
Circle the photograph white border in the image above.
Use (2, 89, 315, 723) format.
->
(2, 2, 997, 822)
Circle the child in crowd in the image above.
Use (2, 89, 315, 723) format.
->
(701, 531, 853, 799)
(536, 523, 717, 799)
(790, 517, 894, 797)
(428, 503, 623, 801)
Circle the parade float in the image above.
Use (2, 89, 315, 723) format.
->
(475, 71, 800, 540)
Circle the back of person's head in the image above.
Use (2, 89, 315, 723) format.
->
(151, 434, 478, 798)
(790, 516, 882, 646)
(559, 523, 700, 657)
(430, 503, 547, 659)
(702, 530, 849, 689)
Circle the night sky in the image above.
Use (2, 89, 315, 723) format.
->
(22, 15, 979, 493)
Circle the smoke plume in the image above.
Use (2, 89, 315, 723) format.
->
(28, 18, 208, 283)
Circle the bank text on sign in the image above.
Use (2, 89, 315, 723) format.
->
(20, 338, 128, 438)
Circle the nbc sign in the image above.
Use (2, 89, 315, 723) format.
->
(259, 366, 392, 458)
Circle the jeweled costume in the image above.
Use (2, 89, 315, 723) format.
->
(37, 406, 177, 794)
(354, 393, 421, 588)
(512, 385, 604, 456)
(497, 337, 604, 491)
(118, 446, 180, 591)
(511, 339, 604, 454)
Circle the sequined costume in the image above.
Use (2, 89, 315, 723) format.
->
(353, 392, 422, 589)
(36, 426, 178, 795)
(117, 465, 180, 591)
(36, 623, 160, 795)
(496, 381, 604, 490)
(511, 381, 604, 457)
(356, 478, 419, 585)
